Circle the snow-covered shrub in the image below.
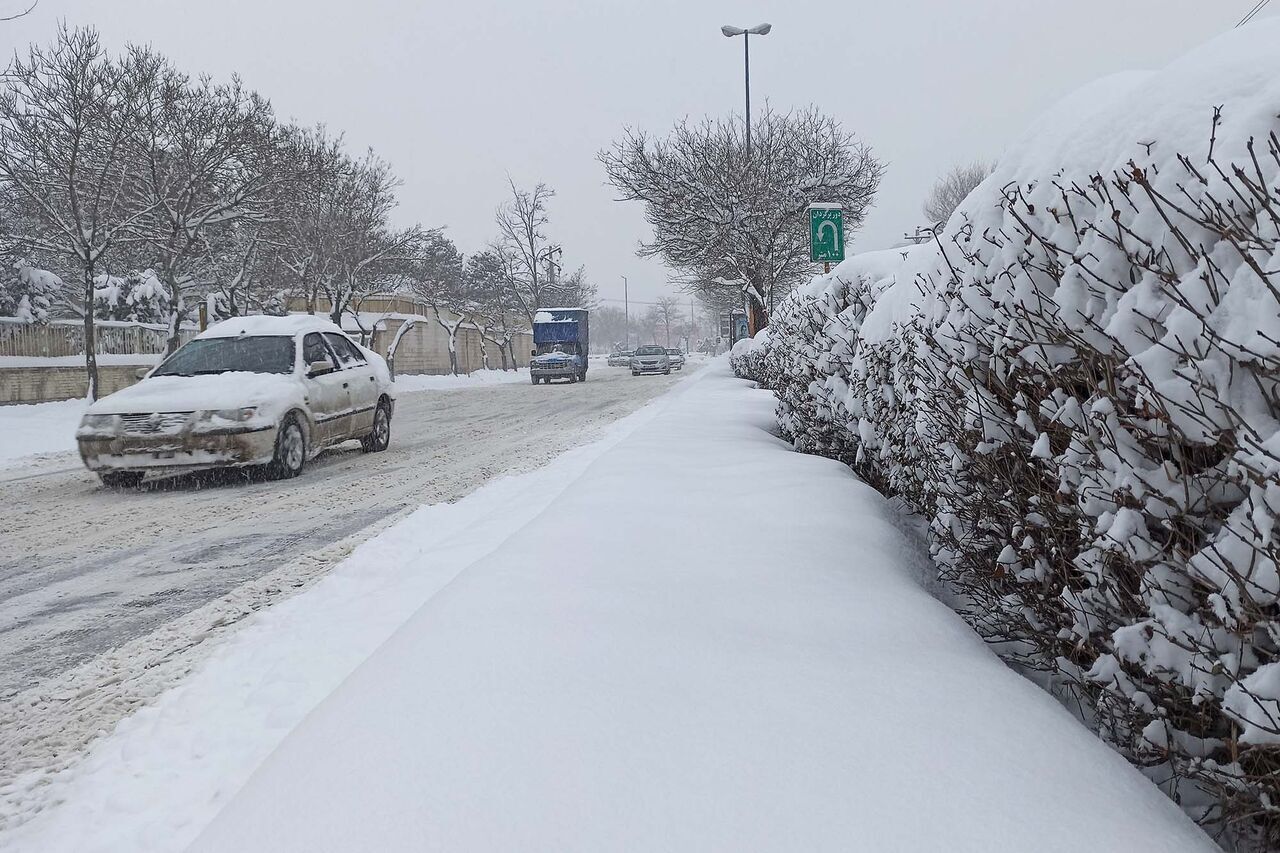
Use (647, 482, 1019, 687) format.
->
(729, 331, 770, 383)
(747, 23, 1280, 847)
(93, 270, 170, 324)
(0, 261, 62, 323)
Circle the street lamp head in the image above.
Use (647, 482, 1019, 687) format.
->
(747, 23, 772, 35)
(720, 25, 746, 37)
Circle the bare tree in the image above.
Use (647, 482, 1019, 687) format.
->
(466, 249, 523, 370)
(921, 160, 993, 226)
(650, 295, 682, 347)
(0, 27, 153, 398)
(402, 232, 470, 375)
(495, 179, 559, 326)
(554, 265, 597, 309)
(123, 47, 277, 354)
(269, 125, 349, 315)
(325, 155, 422, 327)
(600, 106, 883, 333)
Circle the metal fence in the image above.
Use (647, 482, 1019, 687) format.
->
(0, 317, 196, 358)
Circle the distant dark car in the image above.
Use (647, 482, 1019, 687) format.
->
(666, 348, 686, 371)
(630, 345, 670, 376)
(607, 350, 633, 367)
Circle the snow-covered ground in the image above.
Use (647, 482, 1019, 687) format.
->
(391, 367, 531, 391)
(7, 360, 1213, 852)
(0, 398, 87, 466)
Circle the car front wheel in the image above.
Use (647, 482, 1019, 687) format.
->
(361, 401, 392, 453)
(268, 414, 306, 479)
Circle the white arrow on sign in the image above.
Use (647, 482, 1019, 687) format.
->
(817, 219, 839, 248)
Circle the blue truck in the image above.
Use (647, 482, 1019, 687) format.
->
(530, 308, 589, 385)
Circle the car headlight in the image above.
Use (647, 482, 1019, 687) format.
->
(80, 414, 116, 429)
(200, 407, 258, 423)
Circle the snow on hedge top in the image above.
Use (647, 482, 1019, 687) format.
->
(198, 315, 346, 340)
(853, 17, 1280, 343)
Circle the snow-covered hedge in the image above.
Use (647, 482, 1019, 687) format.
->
(741, 23, 1280, 848)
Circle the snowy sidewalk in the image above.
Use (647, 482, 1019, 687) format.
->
(12, 361, 1212, 852)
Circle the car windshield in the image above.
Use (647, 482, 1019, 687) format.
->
(152, 336, 296, 377)
(635, 346, 665, 356)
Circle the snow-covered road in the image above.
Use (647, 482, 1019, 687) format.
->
(0, 365, 687, 831)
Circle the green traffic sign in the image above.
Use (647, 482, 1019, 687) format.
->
(808, 205, 844, 264)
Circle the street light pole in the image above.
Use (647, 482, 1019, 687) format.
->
(721, 23, 771, 159)
(622, 275, 629, 348)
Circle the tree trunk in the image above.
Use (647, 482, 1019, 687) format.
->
(165, 291, 185, 357)
(497, 344, 509, 371)
(747, 297, 768, 336)
(447, 329, 459, 376)
(82, 263, 99, 401)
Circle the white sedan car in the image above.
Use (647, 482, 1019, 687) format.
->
(77, 315, 395, 487)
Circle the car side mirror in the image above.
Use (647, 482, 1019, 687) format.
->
(308, 360, 334, 377)
(134, 367, 150, 380)
(531, 349, 537, 357)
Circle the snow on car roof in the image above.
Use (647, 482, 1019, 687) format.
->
(198, 315, 347, 340)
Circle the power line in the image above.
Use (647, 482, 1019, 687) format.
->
(1238, 0, 1271, 26)
(595, 296, 701, 308)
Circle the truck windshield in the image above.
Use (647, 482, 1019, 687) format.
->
(152, 336, 296, 377)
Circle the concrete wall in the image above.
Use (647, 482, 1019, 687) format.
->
(371, 317, 531, 376)
(0, 364, 149, 405)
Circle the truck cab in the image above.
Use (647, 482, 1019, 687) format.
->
(530, 308, 590, 385)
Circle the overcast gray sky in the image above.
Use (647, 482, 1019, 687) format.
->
(0, 0, 1270, 308)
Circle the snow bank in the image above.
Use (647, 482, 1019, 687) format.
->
(391, 368, 531, 392)
(746, 18, 1280, 844)
(64, 362, 1203, 853)
(0, 398, 85, 466)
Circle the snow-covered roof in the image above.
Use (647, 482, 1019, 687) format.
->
(533, 308, 586, 324)
(199, 315, 346, 340)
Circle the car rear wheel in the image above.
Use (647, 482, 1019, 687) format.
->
(99, 471, 144, 489)
(268, 414, 306, 480)
(360, 401, 391, 453)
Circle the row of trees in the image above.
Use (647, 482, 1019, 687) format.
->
(0, 26, 595, 393)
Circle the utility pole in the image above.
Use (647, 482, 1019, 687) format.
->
(622, 275, 629, 348)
